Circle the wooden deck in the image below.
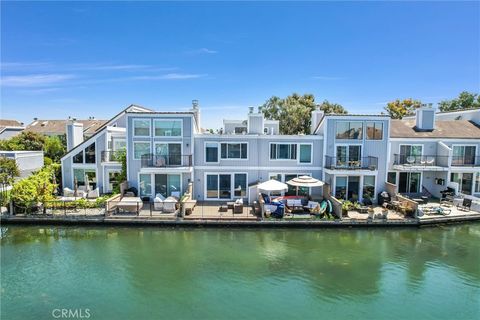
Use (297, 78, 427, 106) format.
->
(185, 201, 259, 220)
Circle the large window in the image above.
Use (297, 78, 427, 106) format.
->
(399, 145, 423, 164)
(73, 150, 83, 164)
(299, 144, 312, 163)
(398, 172, 421, 193)
(139, 174, 152, 196)
(133, 119, 150, 137)
(107, 171, 121, 192)
(336, 122, 363, 140)
(73, 168, 96, 189)
(85, 143, 96, 164)
(452, 146, 476, 165)
(270, 143, 297, 160)
(206, 173, 247, 199)
(155, 143, 181, 165)
(221, 143, 247, 159)
(154, 120, 182, 137)
(335, 176, 360, 201)
(134, 142, 151, 160)
(366, 122, 383, 140)
(451, 172, 473, 195)
(205, 143, 219, 163)
(154, 174, 181, 198)
(363, 176, 376, 200)
(387, 172, 397, 184)
(336, 145, 361, 167)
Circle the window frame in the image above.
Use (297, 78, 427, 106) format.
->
(132, 119, 151, 137)
(365, 121, 384, 140)
(220, 142, 248, 160)
(133, 141, 151, 160)
(153, 119, 183, 137)
(204, 172, 249, 200)
(269, 143, 298, 161)
(335, 121, 363, 140)
(298, 143, 313, 164)
(204, 142, 220, 163)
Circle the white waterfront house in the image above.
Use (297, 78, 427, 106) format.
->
(60, 102, 480, 203)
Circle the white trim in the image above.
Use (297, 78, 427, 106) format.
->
(133, 141, 151, 160)
(204, 141, 220, 164)
(71, 166, 98, 191)
(153, 118, 183, 138)
(132, 118, 151, 137)
(219, 141, 249, 160)
(204, 172, 248, 200)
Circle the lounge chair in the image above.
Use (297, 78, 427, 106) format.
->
(163, 197, 177, 213)
(458, 198, 472, 211)
(154, 193, 165, 211)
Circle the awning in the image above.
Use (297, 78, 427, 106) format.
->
(257, 179, 288, 192)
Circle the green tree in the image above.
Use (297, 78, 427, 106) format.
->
(384, 98, 422, 119)
(0, 131, 45, 151)
(113, 150, 127, 194)
(318, 100, 348, 114)
(0, 157, 20, 186)
(44, 135, 66, 162)
(438, 91, 480, 112)
(259, 93, 347, 135)
(11, 164, 57, 205)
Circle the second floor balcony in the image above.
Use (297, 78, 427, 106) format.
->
(324, 156, 378, 170)
(141, 154, 192, 168)
(393, 154, 449, 167)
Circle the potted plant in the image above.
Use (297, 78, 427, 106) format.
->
(341, 200, 352, 217)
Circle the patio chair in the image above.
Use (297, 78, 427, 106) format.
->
(458, 198, 472, 211)
(163, 197, 177, 213)
(154, 193, 165, 211)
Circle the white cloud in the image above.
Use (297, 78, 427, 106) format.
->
(1, 74, 75, 87)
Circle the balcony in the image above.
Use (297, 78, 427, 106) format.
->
(324, 156, 378, 170)
(451, 155, 480, 167)
(101, 151, 125, 162)
(393, 154, 449, 167)
(141, 154, 192, 168)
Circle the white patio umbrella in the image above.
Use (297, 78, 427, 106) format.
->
(257, 179, 288, 195)
(286, 175, 325, 188)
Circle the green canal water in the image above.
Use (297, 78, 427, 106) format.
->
(1, 225, 479, 320)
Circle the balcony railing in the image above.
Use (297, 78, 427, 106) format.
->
(141, 154, 192, 168)
(324, 156, 378, 170)
(101, 151, 125, 162)
(393, 154, 449, 167)
(451, 155, 480, 167)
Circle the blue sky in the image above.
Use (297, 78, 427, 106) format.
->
(1, 1, 479, 129)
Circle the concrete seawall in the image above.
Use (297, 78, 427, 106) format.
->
(2, 214, 480, 228)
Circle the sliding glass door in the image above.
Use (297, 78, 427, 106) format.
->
(398, 172, 421, 193)
(336, 145, 361, 167)
(205, 173, 247, 199)
(154, 174, 181, 198)
(452, 146, 476, 165)
(334, 176, 360, 201)
(450, 173, 473, 195)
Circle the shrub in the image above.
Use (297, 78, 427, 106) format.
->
(11, 165, 57, 205)
(44, 156, 53, 166)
